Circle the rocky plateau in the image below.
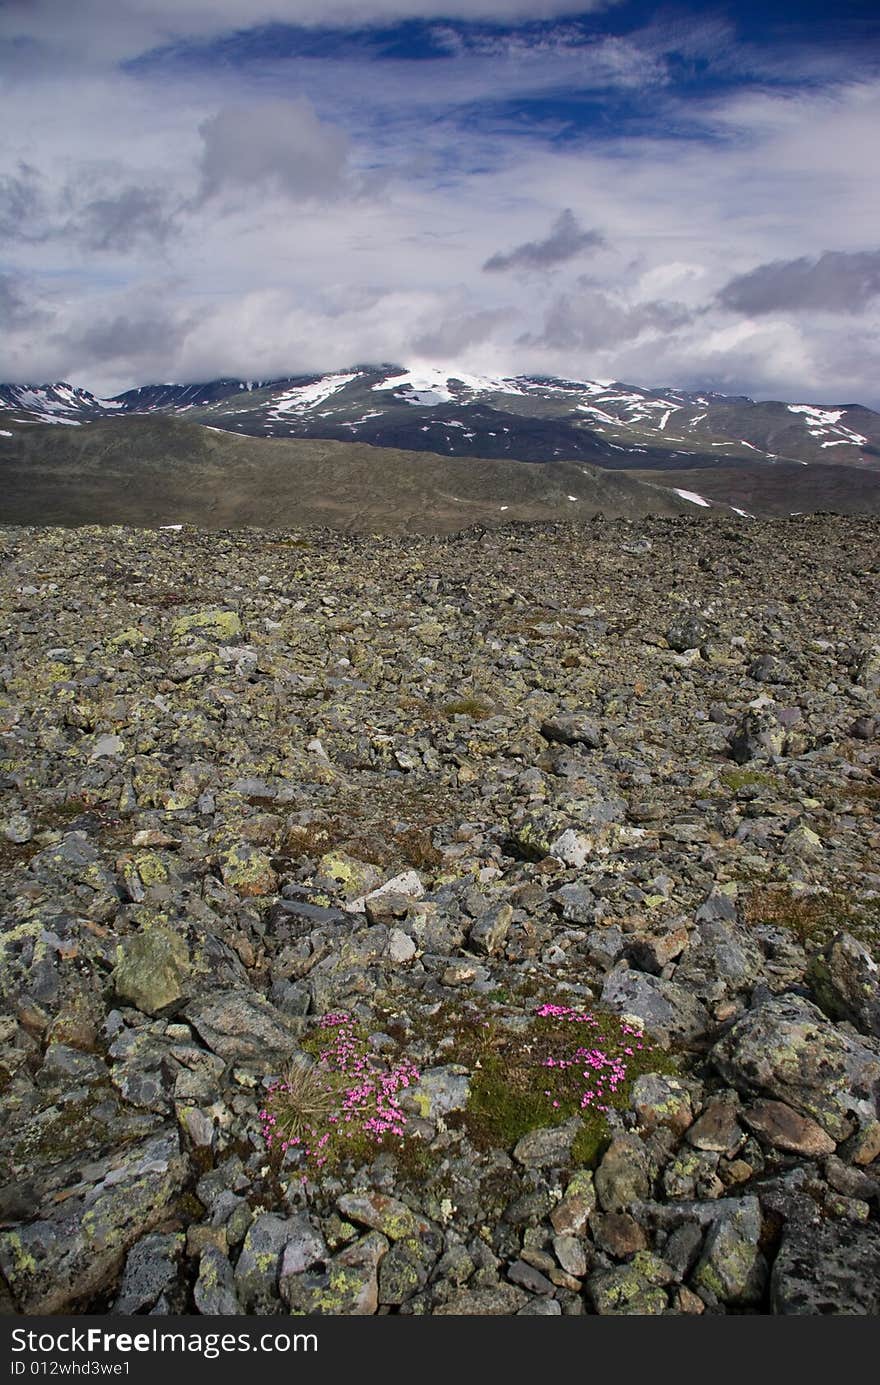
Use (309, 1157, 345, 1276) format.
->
(0, 514, 879, 1317)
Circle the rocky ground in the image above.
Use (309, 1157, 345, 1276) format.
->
(0, 515, 878, 1317)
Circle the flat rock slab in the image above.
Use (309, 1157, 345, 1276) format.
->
(0, 1128, 187, 1313)
(183, 989, 301, 1063)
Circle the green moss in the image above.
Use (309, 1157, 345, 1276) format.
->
(441, 697, 492, 720)
(719, 768, 778, 793)
(461, 1004, 676, 1163)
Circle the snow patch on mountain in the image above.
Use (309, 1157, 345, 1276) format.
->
(673, 488, 712, 507)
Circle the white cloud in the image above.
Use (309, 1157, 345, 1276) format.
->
(1, 6, 879, 406)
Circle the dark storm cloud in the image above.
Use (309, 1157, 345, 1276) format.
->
(483, 209, 604, 274)
(411, 306, 515, 357)
(72, 186, 177, 253)
(198, 100, 350, 202)
(69, 309, 191, 365)
(718, 249, 880, 316)
(0, 164, 175, 252)
(528, 285, 692, 350)
(0, 272, 45, 328)
(0, 165, 48, 243)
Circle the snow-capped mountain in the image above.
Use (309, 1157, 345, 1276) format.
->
(1, 366, 877, 471)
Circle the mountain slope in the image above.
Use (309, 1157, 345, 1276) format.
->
(0, 415, 697, 531)
(2, 367, 878, 473)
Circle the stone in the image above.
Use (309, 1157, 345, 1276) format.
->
(513, 1117, 582, 1169)
(806, 930, 880, 1038)
(468, 904, 513, 956)
(686, 1096, 744, 1155)
(771, 1219, 880, 1315)
(590, 1212, 648, 1259)
(631, 1073, 694, 1137)
(601, 966, 711, 1042)
(194, 1246, 242, 1315)
(234, 1213, 300, 1313)
(184, 990, 299, 1063)
(219, 842, 277, 898)
(375, 1240, 426, 1305)
(387, 928, 417, 963)
(552, 1234, 588, 1278)
(336, 1192, 431, 1242)
(111, 1232, 184, 1314)
(0, 1129, 187, 1314)
(170, 608, 242, 643)
(711, 993, 880, 1142)
(112, 926, 190, 1017)
(540, 714, 602, 748)
(666, 614, 707, 653)
(281, 1237, 383, 1317)
(588, 1250, 672, 1315)
(624, 925, 689, 974)
(406, 1066, 470, 1119)
(346, 870, 424, 915)
(595, 1135, 652, 1211)
(433, 1284, 529, 1315)
(692, 1197, 766, 1306)
(550, 1170, 596, 1236)
(278, 1213, 327, 1280)
(742, 1099, 837, 1157)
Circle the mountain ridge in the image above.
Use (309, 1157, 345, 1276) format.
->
(2, 366, 878, 474)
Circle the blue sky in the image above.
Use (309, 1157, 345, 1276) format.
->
(1, 1, 879, 403)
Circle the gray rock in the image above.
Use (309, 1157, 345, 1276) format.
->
(0, 1129, 187, 1314)
(711, 993, 880, 1141)
(112, 926, 190, 1017)
(111, 1232, 184, 1314)
(771, 1219, 880, 1315)
(234, 1214, 300, 1313)
(378, 1237, 433, 1305)
(433, 1283, 529, 1315)
(469, 904, 513, 956)
(595, 1134, 652, 1211)
(806, 931, 880, 1038)
(540, 714, 602, 748)
(184, 990, 300, 1063)
(194, 1246, 242, 1315)
(513, 1117, 582, 1169)
(588, 1250, 672, 1315)
(692, 1197, 766, 1306)
(407, 1065, 470, 1119)
(666, 614, 708, 653)
(601, 965, 712, 1041)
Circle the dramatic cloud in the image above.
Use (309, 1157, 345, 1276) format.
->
(528, 285, 693, 352)
(1, 4, 879, 404)
(63, 303, 195, 375)
(411, 306, 516, 358)
(484, 210, 604, 274)
(198, 100, 351, 202)
(0, 272, 45, 329)
(0, 166, 47, 243)
(718, 249, 880, 316)
(72, 186, 177, 252)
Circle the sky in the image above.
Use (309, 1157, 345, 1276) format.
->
(1, 1, 879, 404)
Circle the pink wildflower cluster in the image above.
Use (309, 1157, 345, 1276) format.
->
(259, 1013, 419, 1172)
(534, 1003, 644, 1115)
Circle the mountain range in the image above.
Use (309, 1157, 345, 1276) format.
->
(2, 365, 880, 528)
